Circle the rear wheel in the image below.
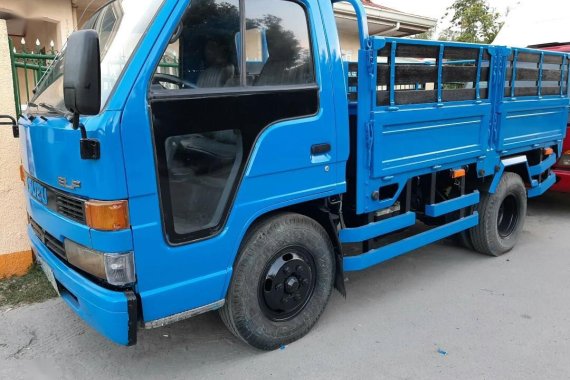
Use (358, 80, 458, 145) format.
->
(220, 213, 335, 350)
(470, 172, 527, 256)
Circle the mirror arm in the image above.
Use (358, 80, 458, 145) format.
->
(69, 112, 100, 160)
(70, 112, 87, 139)
(0, 115, 19, 138)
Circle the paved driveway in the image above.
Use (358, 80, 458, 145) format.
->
(1, 192, 570, 379)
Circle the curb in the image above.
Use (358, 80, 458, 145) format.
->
(0, 249, 33, 279)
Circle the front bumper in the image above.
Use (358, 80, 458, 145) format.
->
(552, 168, 570, 193)
(29, 225, 138, 345)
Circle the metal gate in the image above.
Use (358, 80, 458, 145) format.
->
(8, 37, 179, 116)
(8, 38, 57, 116)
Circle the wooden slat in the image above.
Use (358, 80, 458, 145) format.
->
(379, 65, 488, 86)
(379, 44, 439, 58)
(506, 67, 540, 81)
(379, 43, 492, 61)
(442, 88, 488, 101)
(506, 68, 563, 82)
(377, 90, 437, 105)
(443, 47, 479, 60)
(514, 53, 563, 65)
(349, 64, 491, 86)
(443, 65, 477, 83)
(542, 87, 562, 95)
(544, 55, 564, 64)
(377, 88, 489, 106)
(542, 69, 564, 81)
(395, 90, 436, 105)
(517, 52, 541, 63)
(504, 86, 562, 97)
(379, 64, 437, 85)
(514, 87, 539, 97)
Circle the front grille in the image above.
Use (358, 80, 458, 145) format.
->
(25, 174, 86, 224)
(56, 195, 86, 224)
(30, 218, 66, 259)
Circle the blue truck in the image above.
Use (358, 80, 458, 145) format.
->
(3, 0, 569, 350)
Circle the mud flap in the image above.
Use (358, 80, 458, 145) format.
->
(326, 206, 346, 297)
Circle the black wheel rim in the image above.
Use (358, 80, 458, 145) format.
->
(497, 194, 519, 238)
(258, 247, 317, 322)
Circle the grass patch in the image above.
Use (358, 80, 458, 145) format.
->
(0, 263, 57, 308)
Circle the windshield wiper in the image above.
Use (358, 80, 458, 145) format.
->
(28, 102, 68, 116)
(38, 102, 69, 116)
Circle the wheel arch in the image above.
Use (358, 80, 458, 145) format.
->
(481, 156, 532, 195)
(227, 198, 346, 298)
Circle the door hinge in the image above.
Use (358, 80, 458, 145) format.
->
(367, 49, 376, 90)
(367, 49, 375, 75)
(366, 119, 374, 169)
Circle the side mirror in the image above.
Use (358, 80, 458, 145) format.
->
(0, 115, 18, 138)
(63, 30, 101, 116)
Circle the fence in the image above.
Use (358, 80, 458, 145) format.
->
(9, 37, 179, 116)
(9, 38, 58, 116)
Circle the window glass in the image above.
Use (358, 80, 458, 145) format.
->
(32, 0, 165, 113)
(166, 130, 243, 235)
(98, 5, 120, 57)
(152, 0, 315, 90)
(153, 0, 241, 90)
(246, 0, 314, 86)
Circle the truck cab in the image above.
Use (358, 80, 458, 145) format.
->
(20, 0, 349, 347)
(14, 0, 569, 350)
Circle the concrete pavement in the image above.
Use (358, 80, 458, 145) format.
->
(1, 192, 570, 379)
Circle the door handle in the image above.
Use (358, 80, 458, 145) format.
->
(311, 143, 331, 155)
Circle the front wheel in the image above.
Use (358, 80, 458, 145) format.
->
(220, 213, 335, 350)
(470, 172, 527, 256)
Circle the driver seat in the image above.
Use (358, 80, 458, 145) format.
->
(197, 64, 235, 88)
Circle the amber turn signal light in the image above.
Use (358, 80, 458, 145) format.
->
(19, 165, 25, 182)
(85, 200, 129, 231)
(451, 168, 466, 179)
(544, 147, 554, 156)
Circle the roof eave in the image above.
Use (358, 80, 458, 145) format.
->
(334, 3, 437, 34)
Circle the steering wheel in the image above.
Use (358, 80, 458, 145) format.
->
(153, 73, 197, 89)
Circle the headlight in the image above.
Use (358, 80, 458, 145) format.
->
(64, 239, 136, 286)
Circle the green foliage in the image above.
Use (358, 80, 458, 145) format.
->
(441, 0, 503, 43)
(0, 264, 57, 308)
(412, 29, 435, 40)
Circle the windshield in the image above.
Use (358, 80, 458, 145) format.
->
(31, 0, 164, 114)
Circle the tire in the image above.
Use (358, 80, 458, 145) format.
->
(470, 172, 527, 256)
(220, 213, 335, 350)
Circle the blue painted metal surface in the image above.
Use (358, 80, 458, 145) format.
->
(354, 35, 570, 215)
(344, 213, 479, 272)
(529, 154, 556, 176)
(119, 0, 347, 323)
(15, 0, 570, 346)
(29, 227, 132, 345)
(425, 191, 480, 218)
(339, 212, 416, 243)
(489, 153, 558, 194)
(528, 173, 557, 198)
